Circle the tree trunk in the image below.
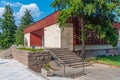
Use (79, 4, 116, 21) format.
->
(79, 15, 85, 75)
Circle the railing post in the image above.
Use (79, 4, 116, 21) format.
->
(64, 64, 65, 76)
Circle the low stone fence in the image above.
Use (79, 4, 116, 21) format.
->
(12, 48, 51, 72)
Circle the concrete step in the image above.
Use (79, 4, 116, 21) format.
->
(50, 48, 89, 69)
(63, 60, 82, 64)
(58, 54, 80, 57)
(67, 62, 86, 66)
(59, 57, 82, 60)
(71, 63, 90, 68)
(60, 57, 81, 61)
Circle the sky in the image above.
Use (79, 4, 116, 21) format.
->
(0, 0, 54, 25)
(0, 0, 120, 26)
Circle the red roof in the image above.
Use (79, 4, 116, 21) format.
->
(24, 11, 60, 34)
(24, 11, 120, 34)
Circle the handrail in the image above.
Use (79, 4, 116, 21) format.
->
(44, 46, 66, 76)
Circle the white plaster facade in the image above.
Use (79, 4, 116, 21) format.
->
(44, 23, 73, 50)
(44, 24, 61, 48)
(24, 33, 30, 47)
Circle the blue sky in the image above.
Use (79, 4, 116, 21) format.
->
(0, 0, 54, 25)
(0, 0, 120, 25)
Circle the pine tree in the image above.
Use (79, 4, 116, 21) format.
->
(0, 5, 17, 48)
(15, 9, 33, 45)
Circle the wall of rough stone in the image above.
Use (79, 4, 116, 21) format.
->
(28, 51, 51, 72)
(12, 48, 51, 72)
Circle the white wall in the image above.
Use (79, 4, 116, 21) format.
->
(44, 24, 61, 48)
(24, 33, 30, 47)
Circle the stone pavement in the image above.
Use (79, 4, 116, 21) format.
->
(0, 58, 120, 80)
(0, 59, 47, 80)
(75, 64, 120, 80)
(0, 58, 72, 80)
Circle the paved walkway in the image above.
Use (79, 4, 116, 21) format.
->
(75, 64, 120, 80)
(0, 58, 120, 80)
(0, 59, 47, 80)
(0, 58, 72, 80)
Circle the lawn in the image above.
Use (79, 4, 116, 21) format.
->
(86, 55, 120, 67)
(17, 47, 44, 52)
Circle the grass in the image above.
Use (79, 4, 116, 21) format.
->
(86, 55, 120, 67)
(17, 47, 44, 52)
(44, 63, 51, 70)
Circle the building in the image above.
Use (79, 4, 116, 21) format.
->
(24, 11, 120, 52)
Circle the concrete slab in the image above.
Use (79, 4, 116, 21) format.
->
(0, 59, 73, 80)
(1, 58, 120, 80)
(75, 64, 120, 80)
(0, 59, 46, 80)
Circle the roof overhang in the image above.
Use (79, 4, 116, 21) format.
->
(24, 11, 60, 34)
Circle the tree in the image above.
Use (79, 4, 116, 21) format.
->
(15, 9, 33, 45)
(51, 0, 120, 74)
(0, 5, 17, 48)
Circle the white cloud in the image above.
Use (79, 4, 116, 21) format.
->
(1, 0, 23, 7)
(0, 7, 5, 17)
(0, 2, 42, 25)
(15, 3, 42, 24)
(16, 3, 41, 18)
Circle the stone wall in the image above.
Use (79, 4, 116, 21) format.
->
(28, 51, 51, 72)
(12, 48, 51, 72)
(61, 23, 73, 50)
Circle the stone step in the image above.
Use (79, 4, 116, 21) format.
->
(59, 57, 82, 60)
(55, 54, 78, 57)
(67, 62, 86, 66)
(60, 58, 81, 62)
(49, 48, 89, 69)
(63, 60, 82, 64)
(71, 63, 90, 68)
(57, 56, 78, 59)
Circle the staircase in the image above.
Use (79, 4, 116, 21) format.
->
(50, 48, 89, 68)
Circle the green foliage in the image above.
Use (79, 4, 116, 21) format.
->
(17, 47, 44, 52)
(0, 5, 17, 48)
(15, 9, 33, 45)
(15, 28, 24, 45)
(51, 0, 120, 47)
(20, 9, 33, 30)
(44, 63, 51, 70)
